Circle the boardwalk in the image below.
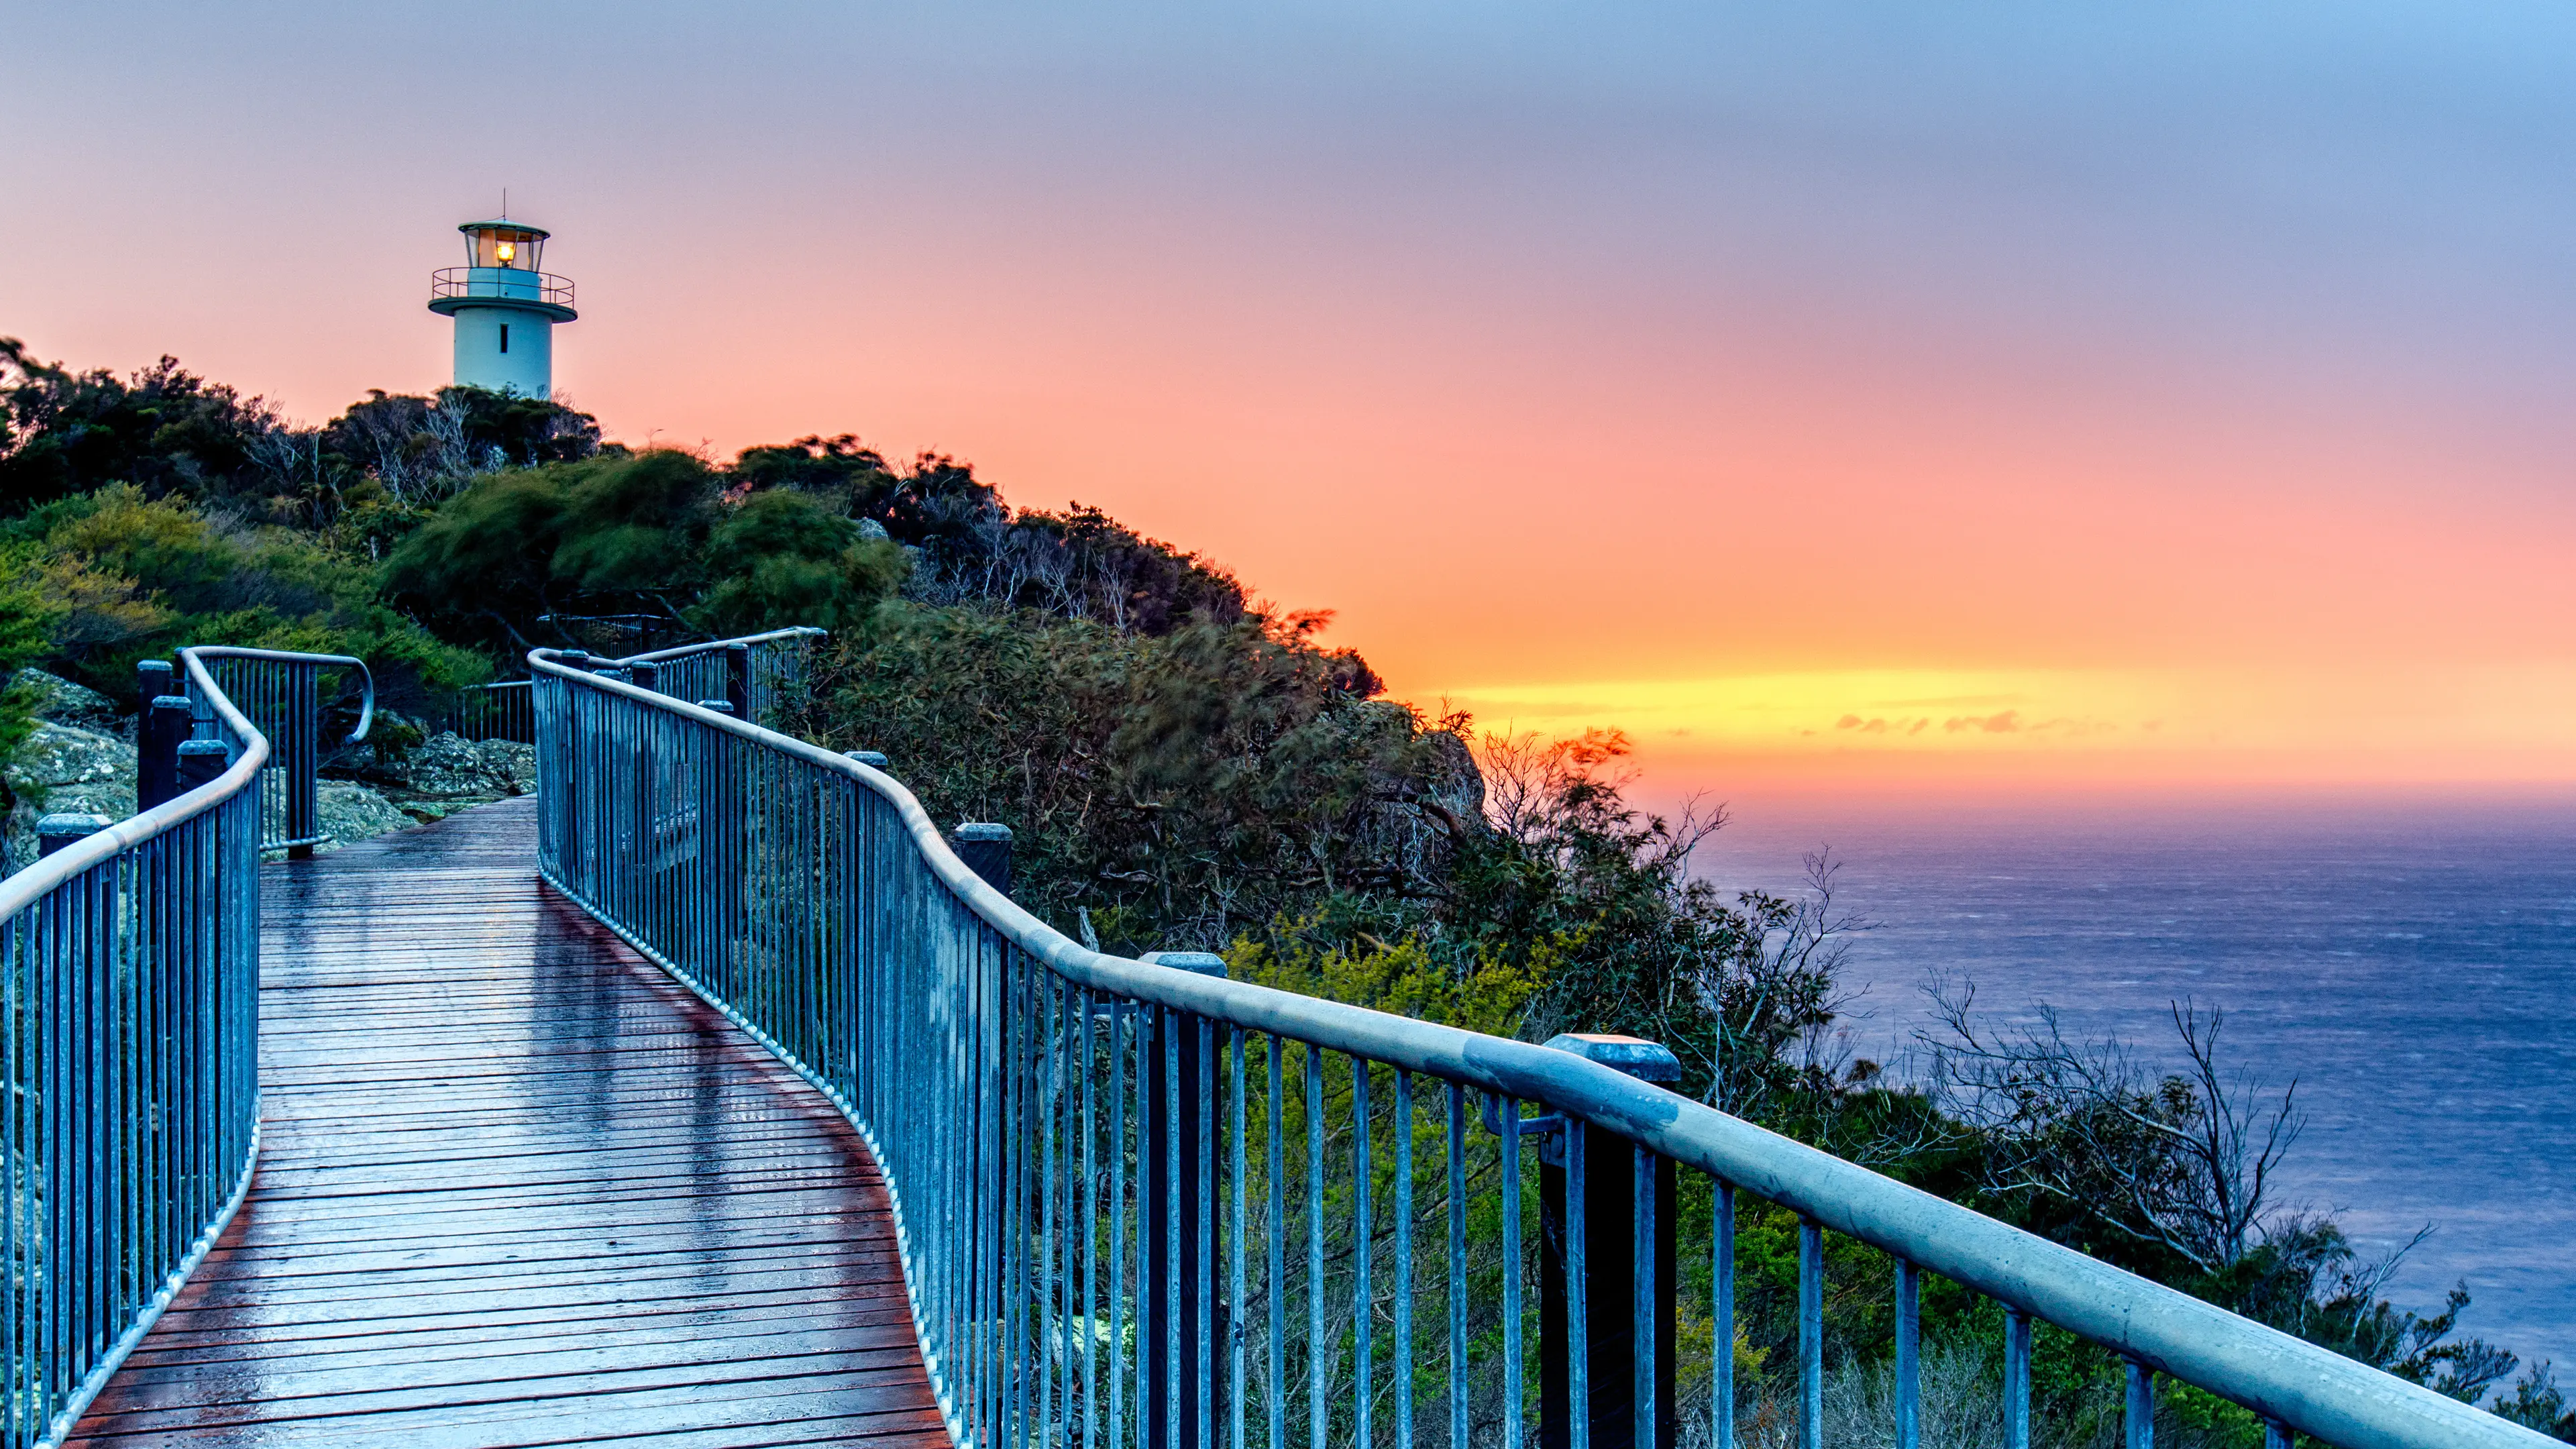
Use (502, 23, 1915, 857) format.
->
(69, 799, 947, 1448)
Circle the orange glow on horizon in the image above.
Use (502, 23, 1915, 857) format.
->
(9, 4, 2573, 798)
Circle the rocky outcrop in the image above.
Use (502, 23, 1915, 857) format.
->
(317, 781, 411, 844)
(14, 668, 123, 734)
(398, 734, 535, 797)
(3, 721, 138, 871)
(341, 732, 536, 824)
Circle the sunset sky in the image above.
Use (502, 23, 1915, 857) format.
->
(10, 1, 2575, 795)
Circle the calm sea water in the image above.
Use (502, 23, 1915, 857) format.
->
(1689, 790, 2576, 1372)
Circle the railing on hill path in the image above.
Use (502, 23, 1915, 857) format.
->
(180, 649, 374, 857)
(0, 646, 352, 1449)
(531, 634, 2551, 1449)
(437, 627, 820, 749)
(442, 680, 535, 745)
(587, 626, 825, 721)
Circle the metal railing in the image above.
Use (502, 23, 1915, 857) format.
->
(529, 639, 2551, 1449)
(582, 626, 824, 722)
(428, 266, 575, 309)
(182, 649, 372, 856)
(441, 680, 534, 745)
(0, 647, 350, 1448)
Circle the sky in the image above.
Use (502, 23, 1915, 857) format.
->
(8, 1, 2575, 798)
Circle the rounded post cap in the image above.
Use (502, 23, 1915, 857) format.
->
(954, 822, 1012, 843)
(695, 699, 736, 714)
(1543, 1032, 1682, 1084)
(176, 739, 230, 756)
(559, 649, 591, 660)
(36, 812, 113, 835)
(844, 749, 890, 767)
(1141, 951, 1228, 978)
(138, 659, 173, 676)
(150, 695, 193, 711)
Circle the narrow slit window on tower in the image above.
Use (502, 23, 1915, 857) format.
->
(499, 324, 511, 354)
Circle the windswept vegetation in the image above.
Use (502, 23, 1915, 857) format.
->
(2, 335, 2564, 1445)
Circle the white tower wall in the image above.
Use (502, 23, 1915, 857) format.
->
(449, 305, 556, 398)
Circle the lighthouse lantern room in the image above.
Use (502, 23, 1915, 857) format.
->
(428, 218, 577, 398)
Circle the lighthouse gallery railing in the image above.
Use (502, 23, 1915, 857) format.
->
(531, 640, 2551, 1449)
(0, 647, 355, 1448)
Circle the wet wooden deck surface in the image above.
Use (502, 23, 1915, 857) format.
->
(71, 798, 947, 1449)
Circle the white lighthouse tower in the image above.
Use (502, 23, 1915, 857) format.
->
(427, 218, 577, 398)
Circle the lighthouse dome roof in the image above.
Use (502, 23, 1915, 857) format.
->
(459, 219, 551, 239)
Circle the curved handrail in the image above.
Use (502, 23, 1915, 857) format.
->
(182, 646, 374, 743)
(0, 650, 270, 918)
(0, 645, 299, 1449)
(605, 625, 828, 667)
(528, 647, 2553, 1449)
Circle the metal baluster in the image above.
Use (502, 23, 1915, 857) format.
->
(2127, 1359, 2155, 1449)
(1502, 1093, 1523, 1449)
(1713, 1180, 1734, 1449)
(1894, 1256, 1921, 1449)
(1448, 1084, 1467, 1449)
(1635, 1141, 1656, 1449)
(2004, 1306, 2032, 1449)
(1268, 1034, 1285, 1449)
(1083, 988, 1101, 1449)
(1799, 1217, 1823, 1449)
(1354, 1062, 1373, 1449)
(1111, 999, 1130, 1449)
(1566, 1110, 1587, 1449)
(1230, 1024, 1247, 1449)
(1393, 1069, 1414, 1449)
(1307, 1044, 1326, 1449)
(1199, 1014, 1217, 1449)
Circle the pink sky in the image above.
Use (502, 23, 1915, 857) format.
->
(9, 1, 2575, 794)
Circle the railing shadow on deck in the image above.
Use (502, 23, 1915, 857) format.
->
(533, 635, 2554, 1449)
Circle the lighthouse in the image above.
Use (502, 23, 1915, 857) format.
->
(427, 219, 577, 398)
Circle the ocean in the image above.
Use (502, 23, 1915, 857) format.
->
(1689, 790, 2576, 1373)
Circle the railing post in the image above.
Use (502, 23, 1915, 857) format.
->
(1140, 950, 1228, 1449)
(136, 658, 172, 715)
(1540, 1033, 1681, 1449)
(844, 750, 888, 769)
(951, 823, 1012, 898)
(630, 659, 660, 696)
(138, 656, 178, 808)
(36, 813, 112, 858)
(176, 739, 231, 792)
(140, 695, 193, 811)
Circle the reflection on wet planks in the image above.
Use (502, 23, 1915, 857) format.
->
(69, 798, 946, 1449)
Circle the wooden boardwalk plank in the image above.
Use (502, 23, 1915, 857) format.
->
(70, 798, 942, 1448)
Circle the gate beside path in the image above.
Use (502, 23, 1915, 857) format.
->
(66, 799, 945, 1448)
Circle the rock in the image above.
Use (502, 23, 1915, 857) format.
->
(855, 517, 892, 541)
(13, 668, 121, 733)
(3, 721, 138, 871)
(341, 732, 536, 826)
(316, 782, 409, 846)
(480, 739, 537, 794)
(1, 718, 428, 869)
(382, 733, 535, 798)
